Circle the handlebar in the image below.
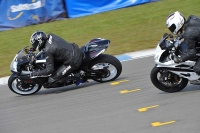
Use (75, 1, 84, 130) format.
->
(25, 47, 36, 54)
(166, 34, 182, 49)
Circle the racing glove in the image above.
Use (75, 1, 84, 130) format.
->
(173, 55, 183, 64)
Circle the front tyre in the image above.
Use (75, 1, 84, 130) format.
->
(150, 66, 188, 93)
(89, 54, 122, 83)
(8, 76, 42, 96)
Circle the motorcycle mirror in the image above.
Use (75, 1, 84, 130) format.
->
(30, 47, 36, 52)
(163, 33, 169, 38)
(25, 49, 29, 54)
(169, 34, 173, 38)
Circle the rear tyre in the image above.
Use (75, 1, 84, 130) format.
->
(8, 75, 42, 96)
(89, 54, 122, 83)
(150, 66, 188, 93)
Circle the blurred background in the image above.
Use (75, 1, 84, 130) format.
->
(0, 0, 199, 77)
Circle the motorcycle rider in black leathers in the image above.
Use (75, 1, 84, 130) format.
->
(166, 11, 200, 84)
(30, 31, 83, 87)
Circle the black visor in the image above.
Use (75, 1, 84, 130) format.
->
(168, 24, 176, 33)
(32, 40, 39, 50)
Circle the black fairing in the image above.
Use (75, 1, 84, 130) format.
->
(80, 39, 110, 62)
(36, 51, 45, 60)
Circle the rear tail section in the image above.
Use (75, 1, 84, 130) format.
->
(80, 38, 110, 62)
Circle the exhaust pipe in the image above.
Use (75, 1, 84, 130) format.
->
(18, 75, 31, 80)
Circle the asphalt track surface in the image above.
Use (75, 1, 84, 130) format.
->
(1, 56, 200, 133)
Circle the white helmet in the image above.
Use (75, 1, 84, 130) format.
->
(166, 11, 185, 34)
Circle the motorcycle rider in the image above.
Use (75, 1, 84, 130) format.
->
(166, 11, 200, 83)
(30, 31, 83, 87)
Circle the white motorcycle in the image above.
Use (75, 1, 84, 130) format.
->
(150, 33, 200, 93)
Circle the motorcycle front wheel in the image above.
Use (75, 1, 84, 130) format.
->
(150, 66, 188, 93)
(8, 75, 42, 96)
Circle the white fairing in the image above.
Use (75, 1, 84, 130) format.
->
(10, 58, 31, 75)
(154, 44, 174, 65)
(10, 60, 18, 72)
(154, 43, 200, 81)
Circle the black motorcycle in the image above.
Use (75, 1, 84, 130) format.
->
(8, 38, 122, 95)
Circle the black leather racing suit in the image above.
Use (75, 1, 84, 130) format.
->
(180, 15, 200, 74)
(33, 34, 82, 83)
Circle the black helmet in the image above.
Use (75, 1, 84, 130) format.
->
(30, 31, 47, 51)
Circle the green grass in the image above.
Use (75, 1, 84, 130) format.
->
(0, 0, 200, 77)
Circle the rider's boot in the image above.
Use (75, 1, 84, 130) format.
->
(190, 71, 200, 85)
(76, 78, 83, 86)
(68, 72, 88, 86)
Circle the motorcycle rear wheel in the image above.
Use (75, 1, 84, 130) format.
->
(89, 54, 122, 83)
(150, 66, 188, 93)
(8, 76, 42, 96)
